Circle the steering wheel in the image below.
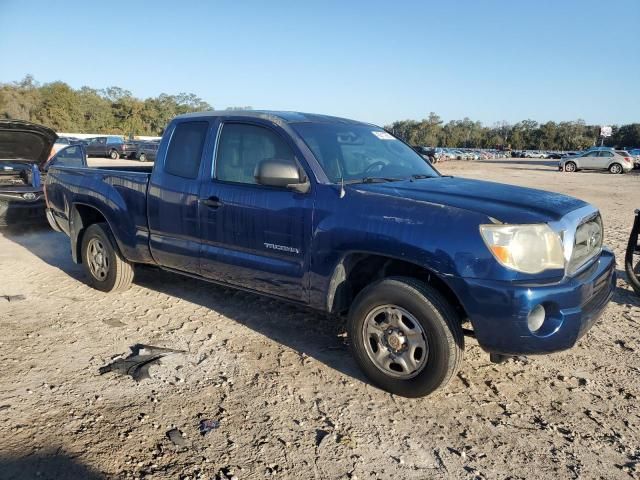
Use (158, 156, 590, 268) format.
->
(363, 161, 387, 175)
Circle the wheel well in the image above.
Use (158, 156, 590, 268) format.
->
(327, 254, 467, 321)
(72, 204, 108, 263)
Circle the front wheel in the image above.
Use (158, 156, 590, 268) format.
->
(109, 149, 119, 160)
(81, 223, 134, 292)
(609, 163, 623, 174)
(564, 161, 577, 172)
(348, 277, 464, 397)
(138, 153, 147, 162)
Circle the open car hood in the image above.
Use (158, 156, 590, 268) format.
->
(0, 119, 57, 168)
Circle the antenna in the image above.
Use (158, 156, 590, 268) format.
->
(338, 162, 345, 198)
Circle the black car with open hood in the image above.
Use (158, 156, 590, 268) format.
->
(0, 119, 86, 227)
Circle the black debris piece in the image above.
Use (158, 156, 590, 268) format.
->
(98, 344, 185, 382)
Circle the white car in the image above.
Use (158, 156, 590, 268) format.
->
(559, 150, 634, 174)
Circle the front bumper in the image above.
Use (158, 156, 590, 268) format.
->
(448, 249, 616, 355)
(0, 197, 46, 227)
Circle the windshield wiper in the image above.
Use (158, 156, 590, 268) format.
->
(410, 174, 452, 181)
(361, 176, 402, 184)
(410, 174, 434, 180)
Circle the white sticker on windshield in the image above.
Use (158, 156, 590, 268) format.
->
(371, 130, 394, 140)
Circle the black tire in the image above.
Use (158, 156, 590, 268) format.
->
(609, 163, 623, 174)
(625, 213, 640, 296)
(138, 153, 147, 162)
(564, 161, 577, 172)
(80, 223, 134, 292)
(109, 149, 119, 160)
(347, 277, 464, 398)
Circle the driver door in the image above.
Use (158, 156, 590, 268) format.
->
(198, 120, 313, 302)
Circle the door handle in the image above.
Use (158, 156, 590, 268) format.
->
(200, 196, 222, 208)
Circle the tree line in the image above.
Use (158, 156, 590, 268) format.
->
(386, 113, 640, 151)
(1, 76, 638, 149)
(0, 76, 215, 137)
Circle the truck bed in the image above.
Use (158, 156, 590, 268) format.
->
(45, 165, 154, 264)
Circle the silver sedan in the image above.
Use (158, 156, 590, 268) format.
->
(559, 150, 635, 174)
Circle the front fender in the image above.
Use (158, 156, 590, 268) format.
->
(308, 185, 494, 310)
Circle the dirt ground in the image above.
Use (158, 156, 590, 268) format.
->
(1, 158, 639, 480)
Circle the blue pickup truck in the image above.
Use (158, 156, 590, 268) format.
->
(44, 111, 615, 397)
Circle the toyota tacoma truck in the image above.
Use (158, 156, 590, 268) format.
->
(44, 111, 616, 397)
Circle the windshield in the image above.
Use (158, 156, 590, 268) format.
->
(292, 123, 438, 183)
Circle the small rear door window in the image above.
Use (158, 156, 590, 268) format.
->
(164, 121, 209, 179)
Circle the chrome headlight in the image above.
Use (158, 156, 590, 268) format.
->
(480, 224, 565, 274)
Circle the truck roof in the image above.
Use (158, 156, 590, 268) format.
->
(174, 110, 375, 127)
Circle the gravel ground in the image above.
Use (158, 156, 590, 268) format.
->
(0, 158, 639, 480)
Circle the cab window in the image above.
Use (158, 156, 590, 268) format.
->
(215, 123, 295, 185)
(53, 146, 85, 167)
(164, 121, 208, 179)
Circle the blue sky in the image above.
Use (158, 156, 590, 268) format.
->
(0, 0, 638, 126)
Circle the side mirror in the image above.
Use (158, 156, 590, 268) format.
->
(45, 145, 87, 171)
(255, 159, 310, 193)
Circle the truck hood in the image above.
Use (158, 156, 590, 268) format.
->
(352, 176, 588, 224)
(0, 120, 57, 168)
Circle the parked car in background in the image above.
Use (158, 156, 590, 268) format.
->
(135, 142, 159, 162)
(628, 148, 640, 168)
(46, 110, 615, 397)
(0, 119, 86, 227)
(559, 149, 634, 174)
(84, 136, 137, 159)
(523, 150, 548, 159)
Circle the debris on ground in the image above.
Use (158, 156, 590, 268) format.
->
(199, 418, 221, 435)
(166, 428, 191, 452)
(2, 294, 25, 302)
(98, 344, 185, 381)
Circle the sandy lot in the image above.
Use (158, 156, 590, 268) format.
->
(1, 158, 639, 480)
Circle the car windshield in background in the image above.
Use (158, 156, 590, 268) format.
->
(292, 123, 438, 183)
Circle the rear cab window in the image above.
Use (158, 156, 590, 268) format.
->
(164, 121, 209, 179)
(53, 146, 85, 167)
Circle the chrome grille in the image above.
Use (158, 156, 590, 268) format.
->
(568, 214, 603, 274)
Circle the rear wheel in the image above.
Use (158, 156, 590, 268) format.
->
(139, 153, 147, 162)
(609, 163, 623, 174)
(81, 223, 134, 292)
(564, 161, 577, 172)
(109, 149, 119, 160)
(348, 277, 464, 397)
